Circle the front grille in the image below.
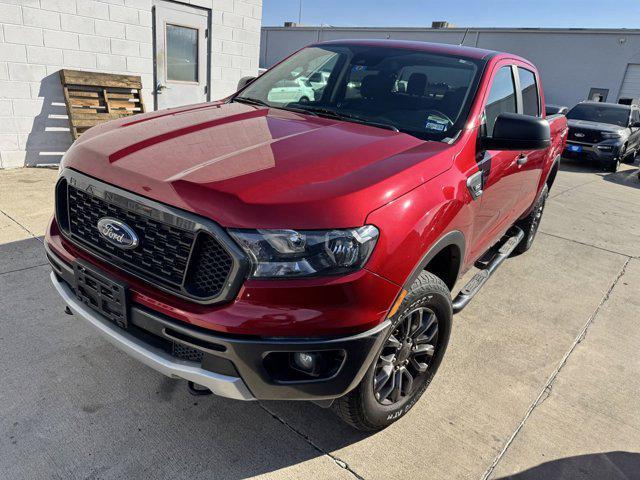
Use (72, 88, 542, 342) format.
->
(185, 233, 234, 297)
(569, 128, 602, 144)
(63, 181, 236, 302)
(68, 185, 193, 287)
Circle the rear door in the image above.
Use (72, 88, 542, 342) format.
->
(154, 0, 209, 110)
(514, 65, 545, 217)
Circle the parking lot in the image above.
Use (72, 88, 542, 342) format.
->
(1, 161, 639, 479)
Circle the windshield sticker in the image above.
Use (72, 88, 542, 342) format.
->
(425, 122, 447, 132)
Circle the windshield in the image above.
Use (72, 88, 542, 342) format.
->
(235, 45, 483, 142)
(567, 104, 630, 127)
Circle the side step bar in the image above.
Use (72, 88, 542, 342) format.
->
(452, 226, 525, 313)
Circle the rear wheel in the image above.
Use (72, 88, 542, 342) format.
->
(333, 271, 452, 431)
(513, 184, 548, 255)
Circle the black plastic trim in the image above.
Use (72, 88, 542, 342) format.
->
(403, 230, 466, 290)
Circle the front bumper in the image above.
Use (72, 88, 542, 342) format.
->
(48, 248, 390, 401)
(563, 141, 623, 162)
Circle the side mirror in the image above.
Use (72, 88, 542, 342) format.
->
(237, 76, 256, 91)
(630, 121, 640, 128)
(481, 113, 551, 151)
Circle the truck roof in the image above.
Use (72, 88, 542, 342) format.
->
(312, 38, 501, 61)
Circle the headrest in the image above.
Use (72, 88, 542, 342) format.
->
(407, 73, 427, 96)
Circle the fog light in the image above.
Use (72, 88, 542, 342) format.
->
(293, 352, 317, 372)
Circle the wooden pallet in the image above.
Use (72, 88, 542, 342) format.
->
(59, 69, 146, 139)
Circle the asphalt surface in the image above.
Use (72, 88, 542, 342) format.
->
(1, 161, 639, 479)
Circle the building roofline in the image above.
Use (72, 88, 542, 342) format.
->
(262, 26, 640, 35)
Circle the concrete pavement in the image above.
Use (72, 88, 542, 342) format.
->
(1, 161, 639, 479)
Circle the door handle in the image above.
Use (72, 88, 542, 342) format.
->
(517, 154, 528, 166)
(466, 171, 484, 200)
(156, 83, 170, 94)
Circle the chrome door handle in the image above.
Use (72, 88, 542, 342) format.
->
(517, 154, 528, 165)
(467, 171, 484, 200)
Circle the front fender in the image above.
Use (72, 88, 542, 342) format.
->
(364, 170, 473, 288)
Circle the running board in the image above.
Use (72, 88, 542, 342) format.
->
(452, 227, 525, 313)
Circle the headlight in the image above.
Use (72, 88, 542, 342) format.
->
(229, 226, 379, 278)
(601, 132, 623, 139)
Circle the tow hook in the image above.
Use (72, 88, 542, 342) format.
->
(187, 381, 212, 396)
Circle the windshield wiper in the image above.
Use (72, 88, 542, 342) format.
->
(233, 96, 270, 107)
(294, 106, 399, 132)
(233, 97, 318, 117)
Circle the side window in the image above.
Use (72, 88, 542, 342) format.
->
(518, 67, 540, 117)
(632, 109, 639, 125)
(485, 66, 517, 136)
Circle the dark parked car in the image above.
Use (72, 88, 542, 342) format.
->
(564, 101, 640, 172)
(545, 104, 568, 116)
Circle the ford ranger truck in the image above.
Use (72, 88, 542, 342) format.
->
(46, 40, 567, 431)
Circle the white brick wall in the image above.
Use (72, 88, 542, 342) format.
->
(0, 0, 262, 168)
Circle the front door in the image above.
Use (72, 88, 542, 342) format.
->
(468, 64, 524, 260)
(154, 0, 209, 110)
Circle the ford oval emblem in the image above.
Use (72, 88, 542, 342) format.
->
(97, 217, 139, 250)
(575, 132, 585, 138)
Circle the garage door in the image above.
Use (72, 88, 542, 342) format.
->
(618, 64, 640, 103)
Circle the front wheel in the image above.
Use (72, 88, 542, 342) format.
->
(606, 158, 620, 173)
(333, 271, 452, 431)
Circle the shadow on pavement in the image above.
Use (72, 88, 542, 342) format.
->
(496, 451, 640, 480)
(560, 157, 640, 189)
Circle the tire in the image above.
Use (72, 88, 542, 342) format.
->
(513, 184, 549, 255)
(333, 271, 452, 431)
(606, 158, 620, 173)
(622, 144, 636, 164)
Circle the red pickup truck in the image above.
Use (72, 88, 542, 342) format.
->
(46, 40, 567, 430)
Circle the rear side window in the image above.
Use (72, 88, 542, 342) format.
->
(485, 67, 517, 136)
(518, 67, 539, 117)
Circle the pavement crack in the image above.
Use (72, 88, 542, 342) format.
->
(539, 231, 634, 258)
(549, 179, 599, 199)
(1, 263, 49, 276)
(0, 209, 43, 244)
(480, 257, 631, 480)
(259, 403, 365, 480)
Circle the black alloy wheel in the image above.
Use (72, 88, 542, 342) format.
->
(373, 307, 439, 405)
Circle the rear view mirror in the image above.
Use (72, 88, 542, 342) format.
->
(308, 72, 323, 83)
(237, 76, 256, 91)
(482, 113, 551, 151)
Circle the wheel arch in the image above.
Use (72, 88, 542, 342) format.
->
(545, 155, 561, 190)
(403, 230, 465, 291)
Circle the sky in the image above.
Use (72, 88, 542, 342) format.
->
(262, 0, 640, 29)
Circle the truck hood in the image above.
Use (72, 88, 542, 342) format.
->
(63, 102, 454, 229)
(567, 119, 626, 134)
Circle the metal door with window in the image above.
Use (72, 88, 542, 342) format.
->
(154, 0, 209, 110)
